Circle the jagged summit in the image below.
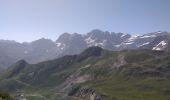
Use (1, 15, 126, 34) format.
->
(0, 30, 170, 69)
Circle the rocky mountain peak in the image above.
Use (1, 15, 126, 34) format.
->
(57, 32, 71, 42)
(0, 30, 170, 69)
(31, 38, 54, 44)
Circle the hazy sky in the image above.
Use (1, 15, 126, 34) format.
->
(0, 0, 170, 42)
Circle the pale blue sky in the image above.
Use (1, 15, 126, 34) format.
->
(0, 0, 170, 42)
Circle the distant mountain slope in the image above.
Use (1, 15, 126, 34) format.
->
(141, 34, 170, 51)
(1, 47, 170, 100)
(0, 30, 169, 69)
(0, 48, 16, 70)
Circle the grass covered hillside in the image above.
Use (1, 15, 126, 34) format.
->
(0, 47, 170, 100)
(0, 91, 13, 100)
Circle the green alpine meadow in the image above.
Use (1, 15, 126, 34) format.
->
(1, 47, 170, 100)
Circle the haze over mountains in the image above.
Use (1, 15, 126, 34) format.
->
(0, 29, 170, 69)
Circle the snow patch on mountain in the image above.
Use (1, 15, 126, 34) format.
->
(138, 42, 150, 47)
(120, 33, 128, 38)
(140, 35, 156, 39)
(114, 44, 121, 48)
(56, 42, 66, 50)
(85, 36, 95, 46)
(56, 42, 62, 47)
(127, 35, 139, 42)
(123, 42, 134, 45)
(152, 40, 167, 50)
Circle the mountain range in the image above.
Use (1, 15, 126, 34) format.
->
(1, 47, 170, 100)
(0, 29, 170, 70)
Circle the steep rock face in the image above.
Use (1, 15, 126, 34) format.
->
(25, 38, 57, 63)
(56, 33, 87, 56)
(85, 29, 131, 50)
(54, 30, 170, 58)
(118, 31, 169, 50)
(0, 38, 61, 69)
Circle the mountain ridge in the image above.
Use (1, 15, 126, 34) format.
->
(0, 30, 170, 69)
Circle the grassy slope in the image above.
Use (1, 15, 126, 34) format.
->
(0, 91, 14, 100)
(75, 50, 170, 100)
(1, 48, 170, 100)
